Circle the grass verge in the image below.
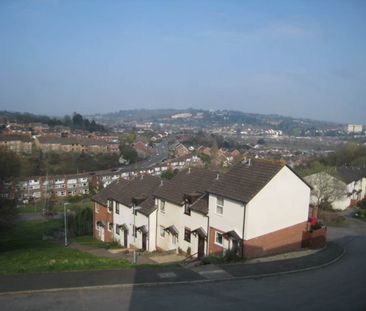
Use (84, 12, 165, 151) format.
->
(0, 220, 132, 275)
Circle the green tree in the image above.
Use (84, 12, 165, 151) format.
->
(0, 147, 20, 181)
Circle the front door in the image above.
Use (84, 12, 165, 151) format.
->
(172, 235, 177, 248)
(142, 233, 147, 251)
(123, 229, 128, 247)
(198, 236, 205, 258)
(98, 226, 105, 241)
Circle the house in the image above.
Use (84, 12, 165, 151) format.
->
(91, 159, 313, 259)
(305, 167, 366, 210)
(0, 134, 33, 154)
(337, 167, 366, 205)
(153, 168, 218, 257)
(132, 141, 151, 159)
(92, 175, 161, 250)
(93, 181, 126, 242)
(207, 159, 312, 258)
(174, 143, 190, 158)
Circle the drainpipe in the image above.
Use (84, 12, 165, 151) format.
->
(241, 203, 247, 259)
(148, 214, 150, 252)
(206, 214, 210, 256)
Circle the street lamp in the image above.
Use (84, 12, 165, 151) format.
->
(133, 205, 142, 264)
(64, 202, 70, 247)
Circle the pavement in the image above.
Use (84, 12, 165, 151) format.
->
(0, 241, 344, 294)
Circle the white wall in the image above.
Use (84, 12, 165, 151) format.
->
(208, 195, 245, 237)
(112, 200, 154, 251)
(245, 166, 310, 240)
(156, 198, 208, 255)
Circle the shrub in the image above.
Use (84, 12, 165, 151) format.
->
(357, 198, 366, 209)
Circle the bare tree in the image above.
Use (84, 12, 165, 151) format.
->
(305, 171, 347, 209)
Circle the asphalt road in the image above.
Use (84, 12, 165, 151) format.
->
(2, 217, 366, 311)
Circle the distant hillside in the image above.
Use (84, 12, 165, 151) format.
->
(88, 108, 346, 136)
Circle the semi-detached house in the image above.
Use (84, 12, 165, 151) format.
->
(92, 159, 312, 259)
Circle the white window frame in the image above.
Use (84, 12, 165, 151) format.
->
(215, 231, 223, 246)
(107, 200, 113, 213)
(160, 200, 165, 213)
(216, 196, 224, 215)
(95, 205, 100, 214)
(160, 226, 165, 238)
(115, 203, 120, 215)
(108, 222, 112, 232)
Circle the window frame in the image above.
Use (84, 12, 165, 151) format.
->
(215, 231, 223, 246)
(115, 224, 120, 235)
(160, 226, 165, 238)
(216, 196, 224, 215)
(160, 200, 165, 213)
(184, 228, 191, 242)
(115, 203, 120, 215)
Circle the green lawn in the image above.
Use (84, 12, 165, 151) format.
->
(0, 220, 132, 275)
(74, 235, 122, 249)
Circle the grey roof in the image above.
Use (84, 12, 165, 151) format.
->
(37, 136, 116, 146)
(208, 159, 285, 204)
(92, 180, 127, 206)
(0, 134, 32, 143)
(337, 167, 366, 184)
(154, 168, 218, 205)
(190, 194, 209, 215)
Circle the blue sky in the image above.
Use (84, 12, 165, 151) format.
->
(0, 0, 365, 123)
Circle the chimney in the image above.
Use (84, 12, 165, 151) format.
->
(247, 159, 251, 166)
(141, 174, 144, 180)
(160, 180, 164, 187)
(216, 173, 220, 180)
(188, 167, 191, 174)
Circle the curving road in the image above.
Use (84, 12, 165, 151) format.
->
(2, 216, 366, 311)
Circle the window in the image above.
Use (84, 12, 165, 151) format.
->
(107, 200, 113, 213)
(115, 224, 120, 235)
(95, 221, 99, 230)
(160, 200, 165, 213)
(116, 203, 120, 215)
(108, 222, 113, 232)
(215, 231, 223, 245)
(160, 226, 165, 238)
(184, 228, 191, 242)
(95, 205, 100, 213)
(184, 203, 191, 216)
(216, 196, 224, 215)
(133, 225, 137, 238)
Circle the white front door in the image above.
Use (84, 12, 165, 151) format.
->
(99, 227, 105, 241)
(172, 235, 176, 248)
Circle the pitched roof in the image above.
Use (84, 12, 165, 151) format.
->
(189, 194, 209, 215)
(337, 167, 366, 184)
(154, 168, 218, 205)
(110, 175, 161, 216)
(0, 134, 32, 143)
(92, 180, 127, 206)
(208, 159, 285, 204)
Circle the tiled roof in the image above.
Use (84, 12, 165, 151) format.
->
(92, 181, 127, 206)
(208, 159, 285, 203)
(189, 194, 209, 215)
(0, 134, 32, 143)
(154, 168, 218, 205)
(337, 167, 366, 184)
(37, 136, 115, 146)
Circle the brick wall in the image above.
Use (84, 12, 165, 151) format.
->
(93, 201, 113, 242)
(244, 221, 308, 259)
(208, 227, 225, 256)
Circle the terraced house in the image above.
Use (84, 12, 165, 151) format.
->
(92, 159, 312, 259)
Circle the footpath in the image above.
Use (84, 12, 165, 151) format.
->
(0, 242, 344, 294)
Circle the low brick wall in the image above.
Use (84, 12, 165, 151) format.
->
(302, 227, 327, 249)
(243, 222, 308, 259)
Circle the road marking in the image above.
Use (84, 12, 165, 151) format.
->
(158, 272, 177, 279)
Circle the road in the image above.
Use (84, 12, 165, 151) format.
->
(2, 216, 366, 311)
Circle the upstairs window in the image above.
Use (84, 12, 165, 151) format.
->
(160, 200, 165, 213)
(107, 201, 113, 213)
(116, 203, 120, 215)
(216, 196, 224, 215)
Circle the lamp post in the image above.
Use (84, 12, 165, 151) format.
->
(133, 205, 142, 264)
(64, 202, 70, 247)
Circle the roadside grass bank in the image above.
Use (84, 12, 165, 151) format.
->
(0, 220, 133, 275)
